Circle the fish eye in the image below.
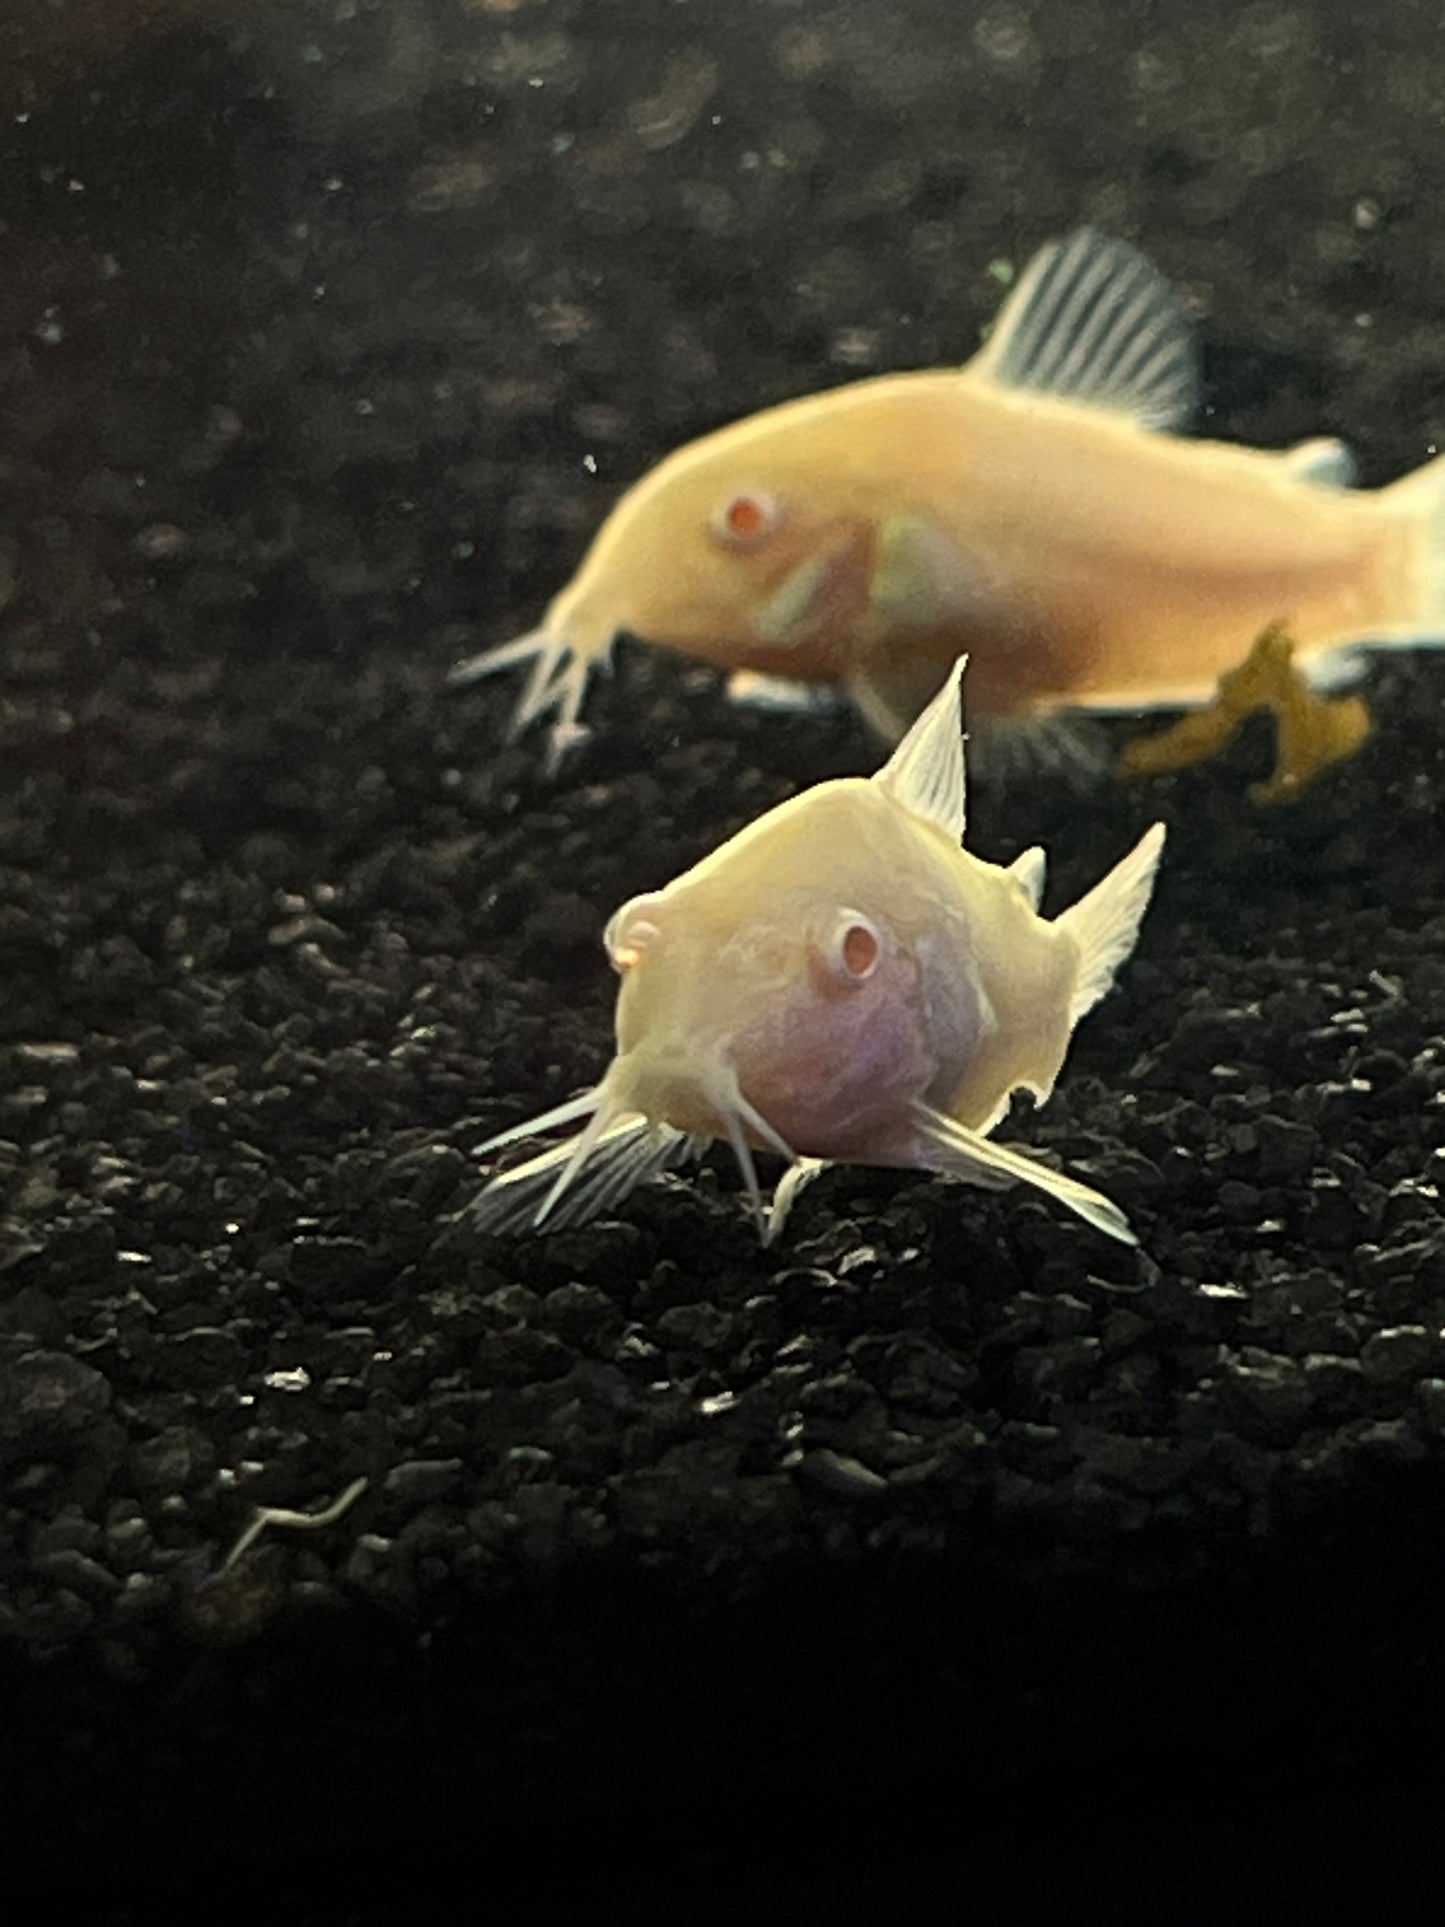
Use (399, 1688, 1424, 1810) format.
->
(711, 490, 782, 550)
(822, 909, 881, 986)
(604, 892, 665, 972)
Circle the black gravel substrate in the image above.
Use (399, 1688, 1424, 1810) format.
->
(3, 1, 1445, 1917)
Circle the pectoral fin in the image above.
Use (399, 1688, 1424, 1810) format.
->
(469, 1075, 707, 1238)
(911, 1099, 1137, 1245)
(764, 1156, 830, 1246)
(725, 670, 846, 717)
(1282, 436, 1357, 488)
(843, 516, 986, 743)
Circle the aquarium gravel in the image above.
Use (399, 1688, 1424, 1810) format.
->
(1, 0, 1444, 1909)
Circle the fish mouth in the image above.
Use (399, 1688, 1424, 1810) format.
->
(467, 1051, 798, 1241)
(446, 616, 617, 772)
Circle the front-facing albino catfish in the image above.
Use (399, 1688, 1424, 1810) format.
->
(454, 228, 1445, 767)
(467, 659, 1166, 1246)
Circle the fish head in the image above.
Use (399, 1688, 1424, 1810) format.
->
(545, 424, 877, 684)
(462, 397, 900, 762)
(467, 662, 1102, 1245)
(600, 784, 981, 1162)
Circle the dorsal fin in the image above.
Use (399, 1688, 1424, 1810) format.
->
(971, 228, 1199, 431)
(873, 656, 967, 843)
(1007, 845, 1047, 909)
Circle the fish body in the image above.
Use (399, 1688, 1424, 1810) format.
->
(452, 228, 1445, 764)
(468, 660, 1166, 1245)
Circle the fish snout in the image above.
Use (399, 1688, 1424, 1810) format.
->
(605, 1039, 730, 1142)
(446, 573, 625, 769)
(544, 570, 624, 664)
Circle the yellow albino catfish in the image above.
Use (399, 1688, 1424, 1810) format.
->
(468, 659, 1166, 1246)
(452, 227, 1445, 768)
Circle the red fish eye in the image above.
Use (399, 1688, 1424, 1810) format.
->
(842, 923, 879, 977)
(713, 490, 780, 548)
(823, 909, 881, 986)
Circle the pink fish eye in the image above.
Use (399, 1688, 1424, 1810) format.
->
(823, 909, 881, 985)
(711, 490, 781, 549)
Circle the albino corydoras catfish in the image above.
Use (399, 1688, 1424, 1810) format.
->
(452, 227, 1445, 768)
(467, 659, 1166, 1246)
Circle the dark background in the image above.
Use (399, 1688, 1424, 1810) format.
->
(1, 1, 1444, 1918)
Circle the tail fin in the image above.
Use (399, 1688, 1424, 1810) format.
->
(1054, 822, 1166, 1026)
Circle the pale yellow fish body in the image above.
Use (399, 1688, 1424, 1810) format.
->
(605, 775, 1073, 1153)
(452, 228, 1445, 760)
(467, 662, 1166, 1246)
(569, 373, 1418, 726)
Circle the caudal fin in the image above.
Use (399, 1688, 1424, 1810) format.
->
(1054, 822, 1166, 1026)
